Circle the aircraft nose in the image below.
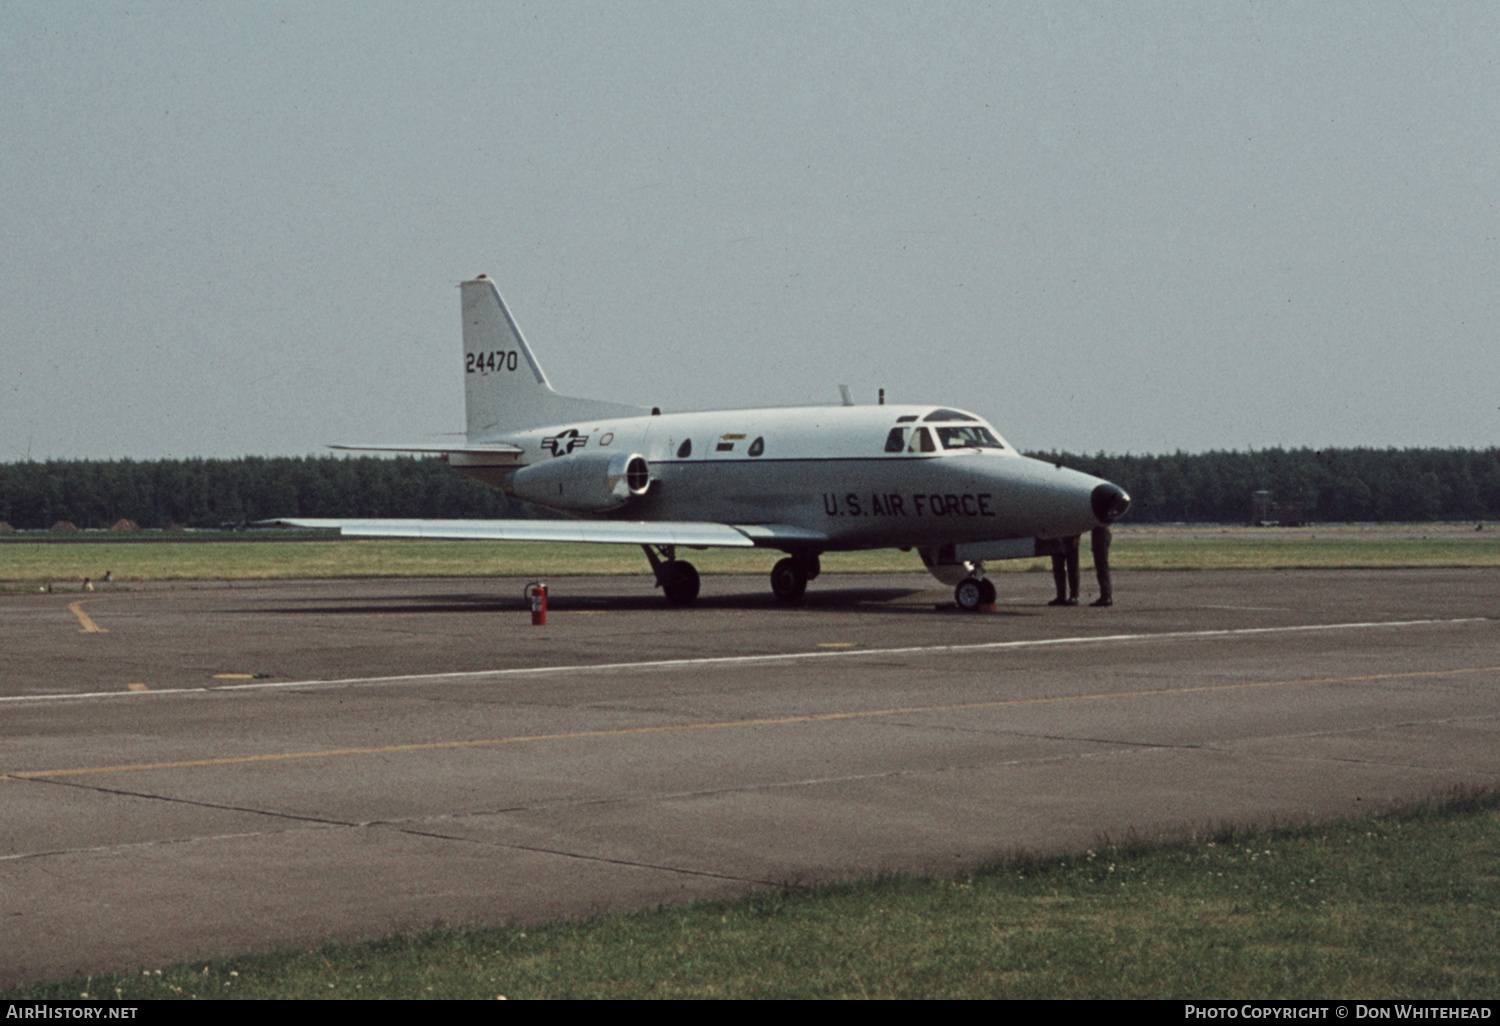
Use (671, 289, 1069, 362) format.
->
(1091, 482, 1131, 524)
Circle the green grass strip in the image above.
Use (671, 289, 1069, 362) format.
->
(3, 529, 1500, 582)
(9, 791, 1498, 999)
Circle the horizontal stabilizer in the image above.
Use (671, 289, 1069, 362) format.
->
(329, 443, 524, 455)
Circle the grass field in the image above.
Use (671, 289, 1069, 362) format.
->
(3, 524, 1499, 582)
(7, 791, 1497, 1000)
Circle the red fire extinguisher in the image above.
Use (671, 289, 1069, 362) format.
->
(524, 581, 548, 626)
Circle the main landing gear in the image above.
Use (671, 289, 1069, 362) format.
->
(642, 544, 700, 606)
(770, 553, 821, 602)
(643, 547, 824, 607)
(953, 575, 997, 612)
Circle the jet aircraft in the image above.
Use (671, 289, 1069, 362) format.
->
(278, 276, 1130, 609)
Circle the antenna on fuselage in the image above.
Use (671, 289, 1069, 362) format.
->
(838, 385, 854, 406)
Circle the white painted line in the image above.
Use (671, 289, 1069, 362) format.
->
(3, 618, 1489, 705)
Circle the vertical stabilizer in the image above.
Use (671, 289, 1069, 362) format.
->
(461, 277, 648, 440)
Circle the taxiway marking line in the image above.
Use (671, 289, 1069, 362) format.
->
(66, 601, 107, 633)
(0, 617, 1486, 705)
(7, 662, 1497, 782)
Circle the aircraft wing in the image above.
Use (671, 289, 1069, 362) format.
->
(260, 518, 828, 549)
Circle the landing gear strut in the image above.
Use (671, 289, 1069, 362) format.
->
(642, 545, 700, 606)
(770, 552, 821, 603)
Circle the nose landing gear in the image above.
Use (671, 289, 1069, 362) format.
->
(954, 575, 997, 612)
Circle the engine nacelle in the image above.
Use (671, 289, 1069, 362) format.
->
(507, 451, 652, 512)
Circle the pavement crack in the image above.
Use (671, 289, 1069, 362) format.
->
(0, 826, 341, 863)
(1015, 731, 1194, 750)
(1213, 711, 1499, 753)
(0, 810, 774, 888)
(380, 749, 1164, 824)
(1292, 753, 1498, 775)
(389, 825, 780, 886)
(22, 776, 360, 828)
(871, 715, 1195, 751)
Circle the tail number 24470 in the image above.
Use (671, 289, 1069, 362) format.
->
(466, 351, 519, 374)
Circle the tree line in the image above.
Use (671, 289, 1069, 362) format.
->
(0, 456, 528, 530)
(1, 448, 1498, 530)
(1037, 448, 1500, 524)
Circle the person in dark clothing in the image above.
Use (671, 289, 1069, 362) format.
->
(1090, 525, 1113, 606)
(1049, 535, 1080, 606)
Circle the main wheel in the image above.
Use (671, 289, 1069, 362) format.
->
(978, 578, 997, 606)
(662, 560, 700, 606)
(770, 557, 808, 602)
(954, 576, 986, 612)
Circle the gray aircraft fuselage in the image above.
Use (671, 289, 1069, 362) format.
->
(283, 275, 1130, 608)
(454, 404, 1112, 553)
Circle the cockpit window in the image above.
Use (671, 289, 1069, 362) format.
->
(884, 428, 906, 453)
(909, 426, 936, 453)
(923, 408, 977, 422)
(895, 414, 918, 423)
(936, 425, 1005, 450)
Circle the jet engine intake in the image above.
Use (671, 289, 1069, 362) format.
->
(508, 451, 652, 513)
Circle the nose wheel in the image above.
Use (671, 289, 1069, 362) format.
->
(954, 576, 997, 612)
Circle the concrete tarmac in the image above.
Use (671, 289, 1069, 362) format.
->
(2, 568, 1498, 986)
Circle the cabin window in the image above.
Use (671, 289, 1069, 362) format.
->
(676, 439, 692, 459)
(884, 428, 906, 453)
(748, 436, 765, 457)
(908, 427, 936, 453)
(936, 425, 1005, 450)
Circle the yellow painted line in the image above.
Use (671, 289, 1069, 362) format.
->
(817, 642, 856, 648)
(67, 601, 107, 634)
(213, 674, 255, 680)
(127, 683, 149, 692)
(6, 663, 1497, 782)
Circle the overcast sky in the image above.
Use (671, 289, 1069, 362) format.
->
(4, 1, 1496, 461)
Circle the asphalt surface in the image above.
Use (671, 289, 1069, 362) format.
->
(3, 568, 1498, 986)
